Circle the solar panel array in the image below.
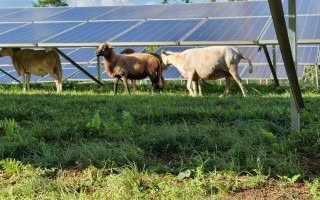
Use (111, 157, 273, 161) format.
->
(0, 0, 318, 47)
(0, 0, 319, 83)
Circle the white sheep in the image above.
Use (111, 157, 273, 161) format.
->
(161, 46, 253, 97)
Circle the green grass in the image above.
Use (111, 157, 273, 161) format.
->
(0, 81, 319, 199)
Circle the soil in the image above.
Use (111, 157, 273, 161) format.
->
(224, 178, 312, 200)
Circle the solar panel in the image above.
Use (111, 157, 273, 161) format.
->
(275, 46, 319, 65)
(211, 1, 270, 18)
(282, 0, 320, 15)
(62, 47, 97, 64)
(277, 65, 305, 79)
(237, 46, 272, 64)
(241, 65, 272, 79)
(0, 74, 17, 83)
(39, 21, 141, 47)
(93, 5, 169, 20)
(101, 71, 112, 80)
(239, 65, 306, 80)
(152, 3, 222, 19)
(68, 66, 98, 80)
(0, 22, 80, 47)
(162, 67, 183, 80)
(0, 23, 27, 35)
(0, 8, 23, 18)
(0, 54, 13, 65)
(181, 17, 269, 45)
(297, 0, 320, 15)
(260, 16, 320, 44)
(42, 7, 117, 22)
(0, 7, 70, 22)
(155, 46, 195, 54)
(112, 19, 202, 46)
(0, 66, 18, 83)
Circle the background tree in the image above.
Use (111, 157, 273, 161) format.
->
(32, 0, 68, 7)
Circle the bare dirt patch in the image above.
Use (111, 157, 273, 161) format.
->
(224, 178, 311, 200)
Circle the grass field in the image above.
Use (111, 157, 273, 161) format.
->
(0, 81, 319, 199)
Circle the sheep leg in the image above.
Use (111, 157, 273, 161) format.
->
(56, 74, 62, 93)
(26, 73, 31, 91)
(122, 76, 130, 94)
(229, 65, 247, 97)
(192, 74, 201, 96)
(113, 77, 120, 95)
(55, 79, 62, 93)
(161, 76, 165, 90)
(198, 79, 202, 96)
(223, 75, 231, 96)
(131, 79, 136, 91)
(22, 73, 27, 92)
(187, 77, 196, 96)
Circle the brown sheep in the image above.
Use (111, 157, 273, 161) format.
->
(120, 48, 167, 91)
(0, 47, 63, 93)
(96, 43, 162, 95)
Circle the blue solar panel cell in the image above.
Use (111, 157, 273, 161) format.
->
(112, 19, 202, 44)
(261, 16, 320, 43)
(64, 47, 97, 63)
(42, 21, 140, 45)
(93, 5, 168, 20)
(155, 46, 195, 54)
(153, 3, 222, 19)
(0, 74, 17, 83)
(237, 46, 271, 64)
(162, 67, 182, 79)
(277, 65, 305, 79)
(42, 7, 117, 22)
(241, 65, 271, 79)
(298, 16, 320, 41)
(101, 71, 112, 80)
(0, 22, 80, 45)
(275, 46, 319, 64)
(0, 8, 23, 18)
(0, 7, 69, 22)
(69, 66, 98, 80)
(182, 17, 269, 44)
(0, 66, 20, 83)
(297, 0, 320, 15)
(0, 54, 14, 65)
(0, 23, 26, 35)
(211, 1, 270, 18)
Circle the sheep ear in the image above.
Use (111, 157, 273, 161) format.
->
(161, 49, 166, 55)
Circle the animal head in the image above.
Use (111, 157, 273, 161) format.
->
(96, 42, 113, 57)
(0, 47, 21, 57)
(120, 48, 135, 54)
(161, 49, 173, 65)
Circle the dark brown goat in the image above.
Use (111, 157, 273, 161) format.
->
(96, 43, 162, 95)
(120, 48, 167, 91)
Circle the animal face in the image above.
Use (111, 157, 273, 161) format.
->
(96, 42, 112, 57)
(0, 47, 14, 57)
(161, 50, 171, 65)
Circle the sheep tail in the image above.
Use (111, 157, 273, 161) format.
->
(241, 54, 253, 73)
